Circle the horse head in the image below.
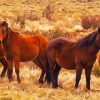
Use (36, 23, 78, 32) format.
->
(0, 21, 9, 42)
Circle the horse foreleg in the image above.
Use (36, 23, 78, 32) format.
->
(75, 65, 83, 89)
(85, 67, 92, 90)
(7, 59, 13, 82)
(14, 59, 21, 83)
(39, 68, 45, 84)
(0, 57, 8, 77)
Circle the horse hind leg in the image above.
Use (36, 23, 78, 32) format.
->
(33, 59, 45, 84)
(39, 68, 45, 84)
(46, 51, 58, 88)
(48, 60, 58, 88)
(0, 57, 8, 77)
(53, 64, 61, 85)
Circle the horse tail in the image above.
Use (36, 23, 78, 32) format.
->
(46, 54, 51, 83)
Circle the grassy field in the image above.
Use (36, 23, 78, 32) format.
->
(0, 0, 100, 100)
(0, 62, 100, 100)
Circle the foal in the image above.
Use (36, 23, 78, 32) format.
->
(0, 21, 48, 83)
(46, 28, 100, 90)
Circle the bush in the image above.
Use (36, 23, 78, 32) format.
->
(81, 15, 100, 29)
(16, 15, 25, 29)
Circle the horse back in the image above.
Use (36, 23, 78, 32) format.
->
(47, 37, 76, 69)
(47, 37, 75, 51)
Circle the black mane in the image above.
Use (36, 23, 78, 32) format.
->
(75, 31, 98, 48)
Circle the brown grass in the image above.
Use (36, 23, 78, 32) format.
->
(0, 62, 100, 100)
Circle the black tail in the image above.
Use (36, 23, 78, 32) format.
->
(45, 54, 51, 83)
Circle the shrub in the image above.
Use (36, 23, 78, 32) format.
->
(16, 15, 25, 29)
(42, 5, 54, 20)
(81, 15, 100, 29)
(81, 16, 91, 29)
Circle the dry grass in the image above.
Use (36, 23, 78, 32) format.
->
(0, 62, 100, 100)
(0, 0, 100, 33)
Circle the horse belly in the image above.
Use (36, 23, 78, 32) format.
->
(63, 63, 75, 70)
(20, 56, 36, 62)
(56, 55, 76, 70)
(20, 46, 39, 62)
(59, 61, 76, 70)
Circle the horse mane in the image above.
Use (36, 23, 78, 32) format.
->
(75, 30, 98, 48)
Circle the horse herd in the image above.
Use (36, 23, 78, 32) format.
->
(0, 21, 100, 91)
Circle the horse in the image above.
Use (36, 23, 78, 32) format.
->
(0, 45, 8, 77)
(46, 28, 100, 90)
(0, 21, 48, 84)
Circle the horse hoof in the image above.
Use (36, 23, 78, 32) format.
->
(0, 74, 5, 78)
(18, 81, 21, 84)
(39, 79, 43, 84)
(52, 84, 58, 88)
(46, 79, 51, 84)
(85, 88, 90, 91)
(17, 79, 21, 84)
(9, 79, 12, 82)
(47, 81, 51, 85)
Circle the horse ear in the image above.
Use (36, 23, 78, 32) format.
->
(2, 21, 8, 27)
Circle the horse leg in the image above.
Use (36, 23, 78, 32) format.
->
(48, 62, 58, 88)
(53, 64, 61, 85)
(7, 59, 13, 82)
(85, 67, 92, 90)
(14, 59, 21, 83)
(50, 65, 58, 88)
(33, 59, 45, 84)
(47, 52, 58, 88)
(47, 58, 58, 88)
(39, 68, 45, 84)
(75, 65, 83, 89)
(0, 57, 8, 77)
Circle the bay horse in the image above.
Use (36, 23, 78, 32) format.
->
(0, 21, 48, 83)
(46, 28, 100, 90)
(0, 45, 8, 77)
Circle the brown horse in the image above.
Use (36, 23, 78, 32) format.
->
(46, 28, 100, 90)
(0, 21, 48, 83)
(0, 45, 8, 77)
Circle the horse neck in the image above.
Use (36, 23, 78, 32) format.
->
(87, 42, 99, 56)
(2, 28, 13, 47)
